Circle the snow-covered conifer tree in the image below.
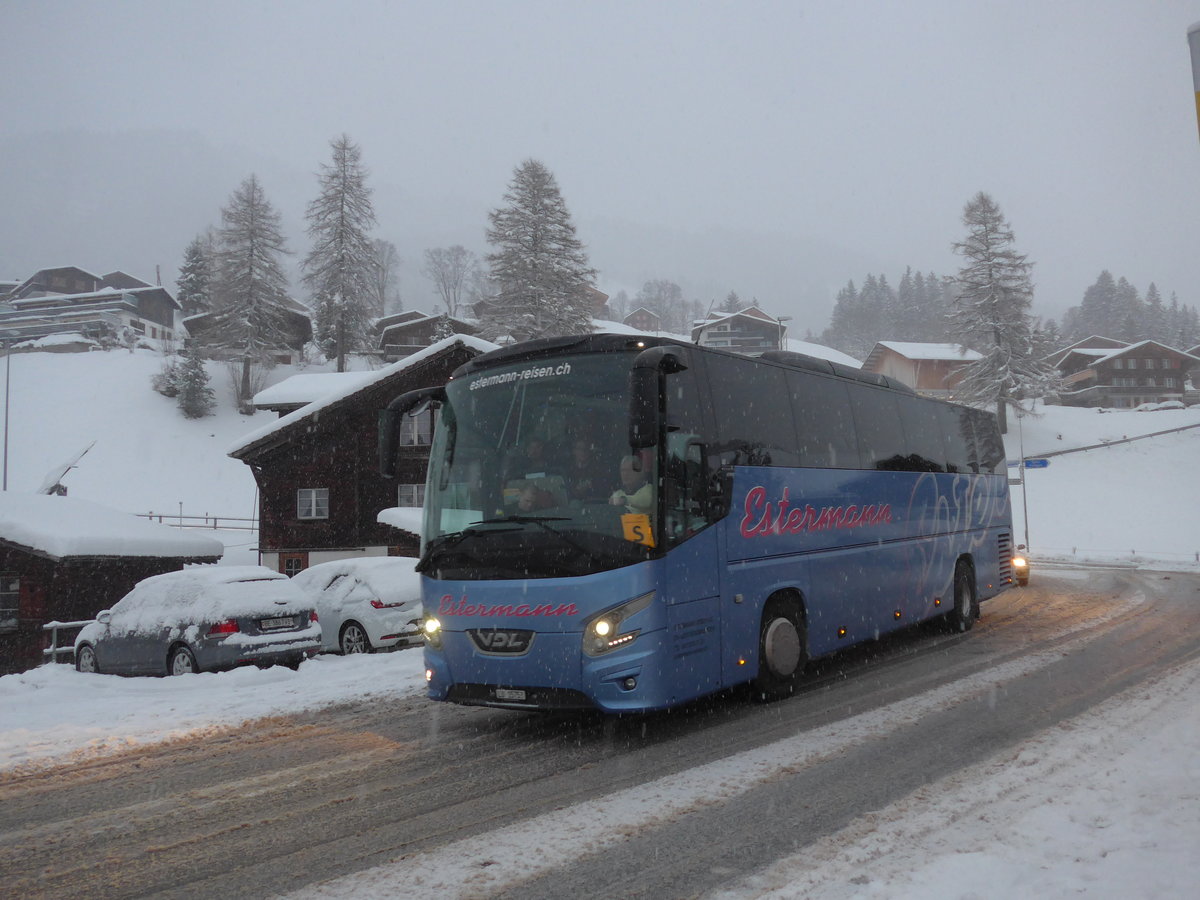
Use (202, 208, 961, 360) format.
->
(482, 159, 596, 341)
(176, 234, 214, 318)
(176, 352, 215, 418)
(303, 135, 378, 372)
(950, 192, 1056, 432)
(207, 174, 294, 409)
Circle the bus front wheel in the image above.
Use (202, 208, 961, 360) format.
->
(946, 562, 978, 633)
(753, 597, 806, 701)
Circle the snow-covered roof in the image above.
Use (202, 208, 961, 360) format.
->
(1091, 339, 1200, 367)
(874, 342, 982, 362)
(10, 285, 173, 308)
(377, 506, 423, 537)
(252, 372, 375, 409)
(0, 493, 224, 560)
(784, 338, 861, 368)
(228, 334, 498, 456)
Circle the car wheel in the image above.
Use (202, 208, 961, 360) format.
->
(76, 644, 99, 674)
(168, 644, 198, 675)
(946, 561, 978, 633)
(752, 595, 806, 701)
(340, 622, 372, 655)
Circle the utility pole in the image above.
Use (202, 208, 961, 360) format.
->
(1189, 21, 1200, 143)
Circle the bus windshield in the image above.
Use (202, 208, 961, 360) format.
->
(420, 350, 656, 579)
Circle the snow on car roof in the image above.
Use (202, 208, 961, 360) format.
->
(0, 492, 224, 560)
(109, 565, 309, 632)
(293, 556, 420, 597)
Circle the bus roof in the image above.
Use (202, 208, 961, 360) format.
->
(453, 333, 916, 396)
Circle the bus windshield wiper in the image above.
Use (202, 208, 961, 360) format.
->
(467, 516, 605, 569)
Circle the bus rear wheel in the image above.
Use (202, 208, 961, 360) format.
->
(753, 597, 806, 701)
(946, 562, 978, 633)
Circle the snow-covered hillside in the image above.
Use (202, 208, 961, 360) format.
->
(6, 345, 1199, 566)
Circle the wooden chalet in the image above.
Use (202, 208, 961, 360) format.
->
(622, 307, 661, 333)
(182, 297, 313, 364)
(691, 307, 788, 355)
(375, 310, 479, 362)
(861, 342, 983, 398)
(0, 493, 224, 674)
(228, 335, 496, 575)
(1054, 339, 1200, 408)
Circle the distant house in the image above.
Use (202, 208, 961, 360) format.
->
(182, 296, 313, 364)
(376, 310, 478, 362)
(0, 493, 223, 674)
(0, 266, 180, 349)
(228, 335, 496, 575)
(861, 342, 982, 397)
(622, 307, 661, 333)
(691, 307, 788, 354)
(1053, 339, 1200, 408)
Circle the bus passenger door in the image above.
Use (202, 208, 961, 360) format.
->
(658, 435, 722, 701)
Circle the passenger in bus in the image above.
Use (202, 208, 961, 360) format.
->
(567, 439, 606, 503)
(609, 455, 653, 516)
(506, 436, 554, 480)
(516, 484, 557, 512)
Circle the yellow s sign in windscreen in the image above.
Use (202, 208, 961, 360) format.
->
(621, 513, 655, 547)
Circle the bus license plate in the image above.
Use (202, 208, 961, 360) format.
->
(260, 616, 295, 631)
(495, 688, 527, 701)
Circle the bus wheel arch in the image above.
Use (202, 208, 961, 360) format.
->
(752, 590, 808, 701)
(946, 557, 979, 633)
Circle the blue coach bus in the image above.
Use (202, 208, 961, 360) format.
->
(380, 334, 1014, 713)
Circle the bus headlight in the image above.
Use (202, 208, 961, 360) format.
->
(423, 616, 443, 650)
(583, 591, 654, 657)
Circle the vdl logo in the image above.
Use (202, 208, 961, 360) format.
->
(469, 628, 536, 654)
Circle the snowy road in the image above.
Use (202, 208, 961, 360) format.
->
(2, 569, 1198, 900)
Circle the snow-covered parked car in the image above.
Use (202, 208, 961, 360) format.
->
(74, 566, 321, 676)
(290, 557, 423, 654)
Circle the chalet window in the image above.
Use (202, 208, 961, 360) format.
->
(280, 553, 308, 577)
(397, 483, 425, 507)
(0, 574, 18, 632)
(129, 320, 145, 333)
(400, 409, 434, 446)
(1165, 377, 1178, 388)
(297, 488, 329, 519)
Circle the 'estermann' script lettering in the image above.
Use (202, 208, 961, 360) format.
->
(739, 486, 892, 538)
(437, 595, 580, 617)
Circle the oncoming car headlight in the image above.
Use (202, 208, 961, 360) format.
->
(583, 591, 654, 657)
(423, 615, 443, 649)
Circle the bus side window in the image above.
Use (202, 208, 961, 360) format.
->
(967, 409, 1006, 474)
(941, 404, 974, 474)
(848, 387, 905, 470)
(896, 396, 948, 472)
(787, 371, 860, 468)
(706, 355, 800, 467)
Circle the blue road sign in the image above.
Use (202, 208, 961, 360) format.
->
(1024, 458, 1050, 469)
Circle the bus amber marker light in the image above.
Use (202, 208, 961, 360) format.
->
(583, 592, 654, 656)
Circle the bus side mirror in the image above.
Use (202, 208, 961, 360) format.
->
(379, 386, 445, 478)
(628, 346, 688, 449)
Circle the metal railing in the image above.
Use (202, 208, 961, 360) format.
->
(42, 619, 94, 663)
(136, 512, 258, 531)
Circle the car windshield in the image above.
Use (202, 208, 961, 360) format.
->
(421, 350, 656, 579)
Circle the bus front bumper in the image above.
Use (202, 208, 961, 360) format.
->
(425, 628, 678, 713)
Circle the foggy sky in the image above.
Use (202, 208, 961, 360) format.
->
(3, 0, 1199, 333)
